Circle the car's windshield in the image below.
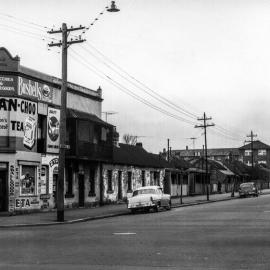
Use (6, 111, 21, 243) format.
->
(132, 189, 159, 196)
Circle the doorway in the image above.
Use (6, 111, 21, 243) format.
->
(118, 171, 122, 200)
(0, 171, 8, 212)
(78, 174, 85, 207)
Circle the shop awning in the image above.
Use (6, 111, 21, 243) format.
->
(67, 109, 113, 127)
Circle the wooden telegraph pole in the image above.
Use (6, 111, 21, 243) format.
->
(245, 130, 257, 168)
(195, 113, 215, 201)
(48, 23, 86, 222)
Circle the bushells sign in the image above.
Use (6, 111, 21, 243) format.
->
(18, 77, 53, 103)
(0, 97, 37, 150)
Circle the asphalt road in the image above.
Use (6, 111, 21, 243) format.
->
(1, 195, 270, 270)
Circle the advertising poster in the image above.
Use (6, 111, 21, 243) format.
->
(0, 97, 38, 151)
(46, 107, 60, 153)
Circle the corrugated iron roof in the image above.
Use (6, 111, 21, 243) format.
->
(113, 143, 170, 168)
(67, 109, 113, 127)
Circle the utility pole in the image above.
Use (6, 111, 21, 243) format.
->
(167, 139, 170, 162)
(189, 137, 197, 150)
(195, 113, 215, 201)
(102, 111, 118, 122)
(48, 23, 86, 222)
(245, 130, 257, 168)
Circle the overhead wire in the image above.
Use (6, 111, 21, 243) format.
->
(69, 48, 198, 126)
(84, 42, 199, 119)
(79, 44, 198, 120)
(83, 42, 246, 141)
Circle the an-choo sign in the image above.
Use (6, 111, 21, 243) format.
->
(0, 97, 37, 150)
(0, 76, 16, 92)
(46, 107, 60, 153)
(18, 77, 53, 103)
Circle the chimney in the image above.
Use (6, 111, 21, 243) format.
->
(136, 142, 143, 148)
(186, 145, 188, 150)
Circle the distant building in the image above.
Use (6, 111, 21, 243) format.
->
(238, 140, 270, 167)
(171, 147, 240, 162)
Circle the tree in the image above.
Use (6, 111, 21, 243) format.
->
(122, 134, 137, 145)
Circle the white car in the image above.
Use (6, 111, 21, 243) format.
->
(127, 186, 171, 213)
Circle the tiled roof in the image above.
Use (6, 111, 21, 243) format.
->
(239, 140, 270, 150)
(168, 157, 192, 170)
(113, 143, 170, 168)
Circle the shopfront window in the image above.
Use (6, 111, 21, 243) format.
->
(20, 165, 36, 195)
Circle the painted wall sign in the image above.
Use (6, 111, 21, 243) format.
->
(41, 155, 58, 194)
(15, 198, 40, 208)
(0, 97, 37, 151)
(0, 76, 16, 92)
(46, 107, 60, 153)
(18, 77, 53, 103)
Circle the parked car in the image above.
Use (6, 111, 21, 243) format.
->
(239, 182, 259, 198)
(127, 186, 171, 213)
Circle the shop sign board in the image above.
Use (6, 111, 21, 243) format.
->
(0, 97, 37, 151)
(46, 107, 60, 153)
(0, 75, 16, 92)
(15, 197, 40, 208)
(18, 76, 60, 104)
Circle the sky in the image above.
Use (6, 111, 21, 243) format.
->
(1, 0, 270, 153)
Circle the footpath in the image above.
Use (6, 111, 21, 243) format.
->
(1, 189, 270, 228)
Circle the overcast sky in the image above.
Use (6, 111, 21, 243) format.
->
(1, 0, 270, 153)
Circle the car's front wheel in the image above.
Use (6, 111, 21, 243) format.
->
(154, 202, 161, 212)
(165, 200, 172, 210)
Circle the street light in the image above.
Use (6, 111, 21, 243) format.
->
(107, 1, 120, 12)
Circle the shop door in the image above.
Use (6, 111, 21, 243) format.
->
(78, 174, 85, 207)
(0, 171, 7, 212)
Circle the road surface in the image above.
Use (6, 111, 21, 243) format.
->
(1, 195, 270, 269)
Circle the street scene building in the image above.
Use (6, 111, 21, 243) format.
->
(0, 47, 114, 213)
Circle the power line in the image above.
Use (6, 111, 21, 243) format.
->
(0, 12, 50, 30)
(69, 49, 197, 126)
(79, 43, 198, 120)
(83, 42, 246, 141)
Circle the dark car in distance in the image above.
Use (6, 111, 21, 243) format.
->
(239, 182, 259, 198)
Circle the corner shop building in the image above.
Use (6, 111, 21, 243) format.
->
(0, 47, 113, 214)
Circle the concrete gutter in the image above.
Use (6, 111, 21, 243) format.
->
(1, 192, 269, 228)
